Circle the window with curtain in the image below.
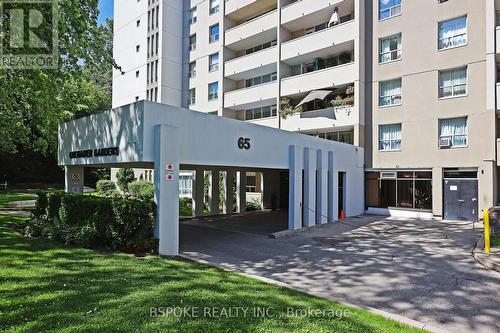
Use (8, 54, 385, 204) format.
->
(438, 16, 467, 50)
(188, 61, 196, 78)
(188, 7, 197, 24)
(188, 88, 196, 105)
(379, 34, 402, 63)
(379, 0, 401, 20)
(379, 78, 402, 106)
(379, 124, 402, 151)
(209, 24, 219, 43)
(439, 67, 467, 98)
(209, 53, 219, 72)
(208, 82, 219, 100)
(189, 34, 196, 51)
(439, 117, 468, 147)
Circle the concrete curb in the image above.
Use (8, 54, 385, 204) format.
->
(179, 253, 451, 333)
(472, 236, 500, 273)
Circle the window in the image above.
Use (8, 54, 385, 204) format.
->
(209, 0, 219, 14)
(311, 131, 354, 145)
(150, 62, 154, 82)
(379, 78, 402, 106)
(208, 82, 219, 100)
(188, 61, 196, 78)
(189, 34, 196, 51)
(209, 24, 219, 43)
(245, 72, 277, 88)
(136, 44, 140, 52)
(438, 16, 467, 50)
(439, 67, 467, 98)
(439, 117, 468, 147)
(147, 37, 150, 56)
(379, 34, 401, 63)
(150, 34, 154, 56)
(151, 7, 155, 29)
(209, 52, 219, 72)
(155, 5, 159, 28)
(379, 124, 402, 151)
(154, 87, 158, 102)
(147, 63, 150, 83)
(179, 174, 193, 196)
(148, 11, 150, 31)
(154, 60, 158, 82)
(155, 32, 159, 54)
(245, 40, 277, 55)
(188, 88, 196, 105)
(304, 23, 327, 35)
(245, 105, 277, 120)
(136, 70, 140, 78)
(379, 0, 401, 20)
(188, 7, 197, 24)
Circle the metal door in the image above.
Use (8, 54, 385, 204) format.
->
(443, 179, 478, 221)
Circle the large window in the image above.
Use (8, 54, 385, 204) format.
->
(209, 53, 219, 72)
(179, 174, 193, 197)
(208, 82, 219, 101)
(209, 0, 220, 15)
(310, 131, 354, 145)
(366, 171, 432, 210)
(209, 24, 219, 43)
(189, 34, 196, 51)
(245, 105, 277, 121)
(379, 0, 401, 20)
(379, 34, 402, 63)
(439, 117, 468, 148)
(245, 40, 277, 55)
(188, 61, 196, 78)
(379, 78, 402, 107)
(379, 124, 402, 151)
(438, 16, 467, 50)
(439, 67, 467, 98)
(245, 72, 277, 88)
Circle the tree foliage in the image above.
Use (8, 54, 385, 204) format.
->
(0, 1, 116, 183)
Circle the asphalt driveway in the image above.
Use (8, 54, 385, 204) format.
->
(180, 215, 500, 333)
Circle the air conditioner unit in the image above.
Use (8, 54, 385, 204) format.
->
(439, 137, 451, 148)
(380, 172, 396, 179)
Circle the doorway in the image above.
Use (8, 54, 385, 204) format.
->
(338, 172, 346, 218)
(443, 176, 478, 221)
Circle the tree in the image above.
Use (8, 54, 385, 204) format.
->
(116, 168, 135, 193)
(0, 2, 116, 183)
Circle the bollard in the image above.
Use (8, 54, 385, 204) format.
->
(484, 210, 490, 254)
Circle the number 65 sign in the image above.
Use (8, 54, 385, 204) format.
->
(238, 137, 251, 150)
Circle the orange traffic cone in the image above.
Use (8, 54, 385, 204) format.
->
(339, 210, 345, 221)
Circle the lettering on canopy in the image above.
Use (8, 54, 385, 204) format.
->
(69, 147, 120, 159)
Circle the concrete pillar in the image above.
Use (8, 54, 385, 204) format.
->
(153, 124, 180, 256)
(303, 148, 316, 227)
(327, 151, 338, 222)
(289, 145, 303, 230)
(479, 160, 495, 215)
(209, 170, 220, 215)
(223, 170, 234, 214)
(432, 167, 443, 218)
(316, 150, 328, 224)
(65, 165, 84, 194)
(236, 171, 247, 213)
(255, 172, 263, 192)
(192, 169, 204, 217)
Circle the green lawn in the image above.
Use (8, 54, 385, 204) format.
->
(491, 234, 500, 247)
(0, 215, 425, 333)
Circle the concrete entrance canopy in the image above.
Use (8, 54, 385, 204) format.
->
(58, 101, 365, 255)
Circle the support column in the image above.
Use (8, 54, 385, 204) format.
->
(224, 170, 235, 214)
(316, 150, 328, 224)
(327, 151, 338, 222)
(289, 145, 303, 230)
(236, 171, 247, 213)
(192, 169, 204, 217)
(153, 124, 180, 256)
(64, 165, 84, 194)
(432, 167, 443, 218)
(209, 170, 220, 215)
(303, 148, 316, 227)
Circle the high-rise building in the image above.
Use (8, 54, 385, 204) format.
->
(112, 0, 499, 220)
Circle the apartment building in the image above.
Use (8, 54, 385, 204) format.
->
(112, 0, 499, 221)
(364, 0, 497, 220)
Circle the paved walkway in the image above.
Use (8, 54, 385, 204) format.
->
(181, 215, 500, 333)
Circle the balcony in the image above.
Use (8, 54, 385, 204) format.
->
(281, 106, 355, 132)
(225, 10, 278, 51)
(225, 0, 276, 21)
(225, 46, 278, 80)
(281, 0, 345, 27)
(281, 20, 356, 61)
(281, 61, 356, 96)
(224, 82, 278, 110)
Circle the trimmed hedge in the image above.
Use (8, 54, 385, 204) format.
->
(128, 180, 154, 201)
(26, 192, 156, 252)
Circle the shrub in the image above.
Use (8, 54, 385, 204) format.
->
(33, 191, 48, 218)
(96, 179, 117, 197)
(128, 180, 154, 201)
(111, 199, 154, 251)
(246, 197, 262, 211)
(116, 168, 135, 193)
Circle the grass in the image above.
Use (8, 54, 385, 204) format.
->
(0, 190, 37, 208)
(0, 214, 425, 333)
(491, 234, 500, 247)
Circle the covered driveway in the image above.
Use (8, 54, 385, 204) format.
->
(181, 216, 500, 333)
